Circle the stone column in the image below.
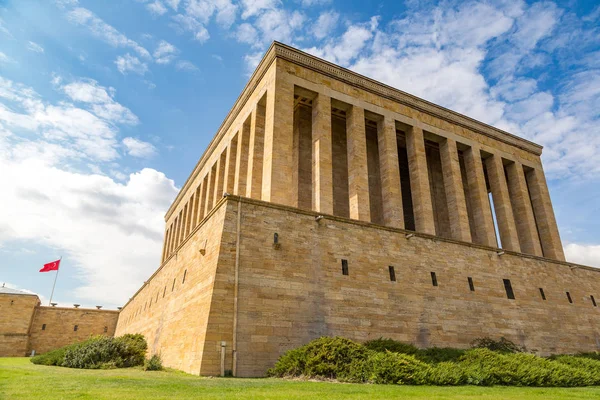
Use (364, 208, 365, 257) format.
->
(485, 154, 520, 252)
(525, 167, 565, 261)
(506, 162, 543, 256)
(311, 93, 334, 215)
(346, 105, 370, 222)
(463, 145, 497, 247)
(262, 76, 295, 205)
(377, 116, 404, 228)
(205, 167, 214, 216)
(214, 151, 226, 205)
(184, 198, 192, 237)
(247, 104, 265, 199)
(234, 123, 250, 196)
(161, 227, 169, 262)
(168, 219, 176, 255)
(406, 126, 435, 234)
(439, 138, 471, 242)
(192, 185, 201, 230)
(224, 135, 238, 195)
(198, 177, 207, 222)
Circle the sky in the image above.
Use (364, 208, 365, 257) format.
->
(0, 0, 599, 309)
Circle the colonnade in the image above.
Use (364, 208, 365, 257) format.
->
(161, 81, 565, 263)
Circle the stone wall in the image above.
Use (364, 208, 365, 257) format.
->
(115, 197, 600, 377)
(115, 203, 229, 375)
(0, 293, 39, 356)
(28, 307, 119, 354)
(226, 197, 599, 376)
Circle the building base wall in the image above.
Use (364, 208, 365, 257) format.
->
(117, 197, 600, 377)
(28, 307, 119, 355)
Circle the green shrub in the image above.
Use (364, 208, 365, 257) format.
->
(144, 354, 163, 371)
(31, 334, 148, 370)
(471, 337, 524, 353)
(427, 361, 468, 385)
(458, 348, 593, 387)
(418, 347, 466, 363)
(363, 338, 419, 355)
(363, 351, 430, 384)
(267, 337, 371, 381)
(113, 334, 148, 367)
(552, 355, 600, 385)
(30, 345, 75, 366)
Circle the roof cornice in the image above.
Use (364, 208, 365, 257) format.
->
(272, 41, 542, 156)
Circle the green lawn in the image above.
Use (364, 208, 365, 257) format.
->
(2, 358, 600, 399)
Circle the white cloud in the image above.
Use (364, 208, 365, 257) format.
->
(301, 0, 331, 6)
(66, 7, 151, 59)
(0, 77, 125, 161)
(147, 0, 168, 16)
(0, 75, 177, 306)
(115, 54, 149, 75)
(175, 60, 199, 71)
(123, 137, 157, 158)
(182, 0, 237, 28)
(312, 10, 338, 40)
(305, 17, 378, 65)
(235, 23, 259, 46)
(565, 243, 600, 268)
(165, 0, 181, 11)
(153, 40, 178, 64)
(171, 14, 210, 43)
(62, 79, 139, 125)
(27, 41, 45, 53)
(240, 0, 277, 19)
(0, 51, 12, 64)
(0, 164, 177, 306)
(255, 9, 305, 45)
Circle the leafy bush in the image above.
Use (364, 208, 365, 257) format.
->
(459, 348, 593, 387)
(267, 337, 371, 381)
(552, 355, 600, 385)
(418, 347, 466, 363)
(363, 351, 430, 384)
(31, 334, 148, 370)
(471, 337, 524, 353)
(144, 354, 163, 371)
(427, 361, 468, 385)
(113, 334, 148, 367)
(30, 345, 75, 366)
(268, 337, 598, 387)
(363, 338, 419, 355)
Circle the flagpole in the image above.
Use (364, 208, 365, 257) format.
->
(48, 256, 61, 306)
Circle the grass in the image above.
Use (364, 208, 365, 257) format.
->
(2, 358, 600, 399)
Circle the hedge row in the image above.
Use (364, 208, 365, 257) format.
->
(267, 337, 600, 386)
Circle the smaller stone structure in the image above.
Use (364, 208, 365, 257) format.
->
(0, 286, 119, 356)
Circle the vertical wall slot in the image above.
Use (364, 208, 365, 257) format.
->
(341, 259, 349, 276)
(431, 272, 438, 287)
(566, 292, 573, 304)
(591, 295, 597, 307)
(503, 279, 515, 299)
(389, 266, 396, 282)
(468, 277, 475, 292)
(539, 288, 546, 300)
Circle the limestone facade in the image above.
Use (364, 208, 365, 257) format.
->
(115, 43, 590, 376)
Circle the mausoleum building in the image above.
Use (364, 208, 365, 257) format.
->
(114, 42, 599, 377)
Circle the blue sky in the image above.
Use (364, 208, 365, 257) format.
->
(0, 0, 599, 308)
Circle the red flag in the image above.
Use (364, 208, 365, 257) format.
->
(40, 259, 61, 272)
